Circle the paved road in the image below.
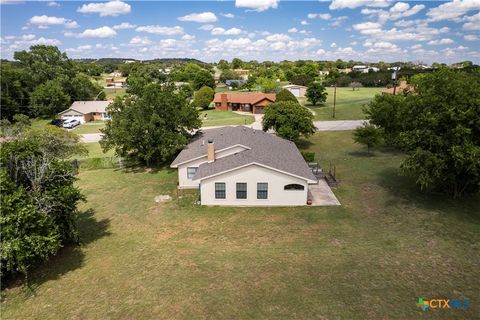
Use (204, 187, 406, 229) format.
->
(80, 118, 366, 143)
(314, 120, 366, 131)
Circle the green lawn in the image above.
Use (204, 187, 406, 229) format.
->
(200, 109, 255, 127)
(72, 121, 106, 134)
(2, 132, 479, 319)
(299, 87, 384, 121)
(103, 88, 127, 100)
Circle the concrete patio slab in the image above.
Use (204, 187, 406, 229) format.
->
(308, 180, 341, 206)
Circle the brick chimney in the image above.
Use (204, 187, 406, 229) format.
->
(220, 94, 228, 111)
(207, 139, 215, 162)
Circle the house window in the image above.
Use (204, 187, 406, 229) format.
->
(215, 183, 226, 199)
(284, 184, 305, 190)
(187, 167, 198, 179)
(236, 183, 247, 199)
(257, 183, 268, 199)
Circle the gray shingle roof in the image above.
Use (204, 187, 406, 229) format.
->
(171, 126, 316, 182)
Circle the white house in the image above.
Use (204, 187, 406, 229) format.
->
(58, 101, 112, 124)
(170, 127, 319, 206)
(282, 84, 307, 97)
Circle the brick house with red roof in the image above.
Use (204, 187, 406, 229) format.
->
(213, 92, 276, 114)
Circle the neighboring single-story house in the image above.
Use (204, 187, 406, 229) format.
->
(282, 84, 307, 97)
(171, 126, 318, 206)
(58, 101, 112, 123)
(213, 92, 276, 114)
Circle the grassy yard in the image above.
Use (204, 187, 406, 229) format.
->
(103, 87, 127, 100)
(200, 109, 255, 127)
(72, 121, 106, 134)
(299, 87, 384, 121)
(2, 132, 479, 319)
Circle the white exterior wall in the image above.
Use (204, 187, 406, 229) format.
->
(61, 110, 86, 124)
(177, 145, 248, 189)
(199, 164, 308, 206)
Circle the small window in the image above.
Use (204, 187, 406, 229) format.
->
(284, 184, 305, 190)
(187, 167, 198, 179)
(236, 183, 247, 199)
(257, 183, 268, 199)
(215, 182, 226, 199)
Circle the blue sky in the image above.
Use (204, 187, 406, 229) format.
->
(1, 0, 479, 63)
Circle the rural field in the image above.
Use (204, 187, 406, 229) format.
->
(2, 131, 479, 319)
(299, 87, 385, 121)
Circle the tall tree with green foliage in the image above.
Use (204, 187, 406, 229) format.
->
(365, 69, 480, 197)
(1, 63, 29, 119)
(29, 80, 71, 117)
(276, 88, 299, 103)
(262, 101, 316, 141)
(305, 82, 327, 106)
(192, 86, 214, 110)
(100, 83, 201, 165)
(0, 127, 85, 278)
(353, 123, 382, 153)
(192, 69, 215, 90)
(256, 77, 279, 93)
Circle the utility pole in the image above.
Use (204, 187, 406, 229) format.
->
(332, 82, 337, 118)
(392, 70, 397, 95)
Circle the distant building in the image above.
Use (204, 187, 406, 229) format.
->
(233, 69, 250, 80)
(282, 84, 307, 97)
(213, 92, 276, 114)
(225, 79, 247, 87)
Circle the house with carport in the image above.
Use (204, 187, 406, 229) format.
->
(213, 92, 276, 114)
(58, 101, 112, 124)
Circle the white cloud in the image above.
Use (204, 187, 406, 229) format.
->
(329, 0, 392, 10)
(178, 12, 217, 23)
(222, 13, 235, 18)
(113, 22, 137, 30)
(235, 0, 278, 12)
(181, 34, 195, 40)
(316, 49, 326, 55)
(0, 0, 24, 4)
(129, 36, 152, 45)
(288, 27, 298, 33)
(301, 20, 309, 25)
(77, 1, 131, 17)
(330, 42, 337, 48)
(352, 21, 382, 34)
(307, 13, 332, 20)
(427, 38, 454, 45)
(265, 33, 291, 41)
(66, 45, 93, 54)
(426, 0, 480, 22)
(47, 1, 60, 7)
(464, 34, 479, 41)
(361, 3, 425, 22)
(66, 26, 117, 38)
(211, 27, 243, 35)
(198, 24, 215, 31)
(463, 12, 480, 30)
(29, 15, 78, 29)
(135, 25, 184, 35)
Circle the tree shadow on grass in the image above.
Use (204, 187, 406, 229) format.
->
(2, 209, 111, 294)
(376, 166, 480, 221)
(295, 138, 314, 149)
(348, 150, 374, 157)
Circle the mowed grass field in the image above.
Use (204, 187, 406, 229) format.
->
(200, 110, 255, 127)
(2, 132, 479, 319)
(72, 121, 106, 134)
(299, 87, 385, 120)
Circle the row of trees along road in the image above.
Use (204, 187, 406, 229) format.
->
(359, 68, 480, 197)
(1, 45, 105, 119)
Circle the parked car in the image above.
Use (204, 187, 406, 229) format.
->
(50, 119, 64, 127)
(62, 119, 81, 129)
